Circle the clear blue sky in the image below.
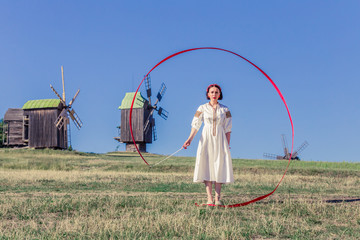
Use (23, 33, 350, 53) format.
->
(1, 1, 359, 162)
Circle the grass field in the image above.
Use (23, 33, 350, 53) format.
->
(0, 149, 359, 239)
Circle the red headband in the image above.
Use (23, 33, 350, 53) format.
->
(207, 84, 222, 92)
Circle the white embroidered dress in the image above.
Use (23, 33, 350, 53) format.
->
(191, 103, 234, 184)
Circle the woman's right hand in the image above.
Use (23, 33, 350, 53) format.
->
(183, 128, 198, 149)
(183, 139, 191, 149)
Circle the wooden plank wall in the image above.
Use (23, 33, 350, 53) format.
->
(6, 121, 26, 146)
(120, 107, 153, 143)
(25, 109, 67, 149)
(4, 108, 26, 146)
(121, 108, 156, 142)
(121, 108, 143, 142)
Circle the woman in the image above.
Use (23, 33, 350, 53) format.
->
(183, 84, 233, 205)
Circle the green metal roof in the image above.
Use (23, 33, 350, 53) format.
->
(22, 99, 61, 109)
(119, 92, 147, 110)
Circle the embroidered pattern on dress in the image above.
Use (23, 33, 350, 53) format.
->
(194, 111, 202, 118)
(226, 111, 232, 118)
(212, 107, 216, 136)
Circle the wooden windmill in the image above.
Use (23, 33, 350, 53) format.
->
(3, 66, 82, 149)
(115, 74, 168, 152)
(263, 134, 309, 160)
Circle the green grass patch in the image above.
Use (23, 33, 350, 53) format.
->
(0, 148, 359, 239)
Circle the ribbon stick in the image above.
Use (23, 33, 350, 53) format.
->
(151, 147, 184, 167)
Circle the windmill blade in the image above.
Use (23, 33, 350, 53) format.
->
(68, 109, 83, 130)
(281, 134, 289, 156)
(156, 83, 167, 103)
(144, 74, 152, 105)
(50, 84, 66, 106)
(54, 108, 68, 130)
(143, 108, 155, 132)
(157, 107, 169, 120)
(144, 115, 152, 135)
(54, 113, 67, 130)
(68, 89, 80, 107)
(61, 66, 66, 102)
(292, 141, 309, 158)
(152, 118, 157, 141)
(143, 82, 168, 133)
(151, 83, 167, 107)
(263, 153, 278, 159)
(144, 120, 150, 134)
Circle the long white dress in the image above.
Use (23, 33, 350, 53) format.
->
(191, 103, 234, 184)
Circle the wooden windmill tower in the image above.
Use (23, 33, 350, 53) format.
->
(263, 134, 309, 160)
(115, 74, 168, 152)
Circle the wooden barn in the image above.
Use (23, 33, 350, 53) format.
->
(3, 108, 27, 147)
(115, 92, 153, 152)
(3, 99, 68, 149)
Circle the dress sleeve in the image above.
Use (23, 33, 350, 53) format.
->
(224, 108, 232, 133)
(191, 106, 203, 130)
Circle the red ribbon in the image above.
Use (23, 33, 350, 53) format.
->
(130, 47, 294, 207)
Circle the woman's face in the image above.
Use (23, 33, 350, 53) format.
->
(208, 86, 220, 101)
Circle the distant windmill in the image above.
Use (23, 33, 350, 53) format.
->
(50, 66, 83, 146)
(115, 74, 168, 152)
(263, 134, 309, 160)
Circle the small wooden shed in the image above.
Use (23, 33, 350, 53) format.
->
(3, 108, 27, 147)
(22, 99, 68, 149)
(116, 92, 152, 152)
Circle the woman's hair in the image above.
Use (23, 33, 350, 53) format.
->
(206, 84, 223, 100)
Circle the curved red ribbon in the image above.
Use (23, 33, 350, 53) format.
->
(130, 47, 294, 207)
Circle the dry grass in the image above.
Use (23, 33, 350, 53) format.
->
(0, 149, 359, 239)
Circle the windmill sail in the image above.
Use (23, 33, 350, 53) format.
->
(144, 115, 153, 134)
(50, 84, 66, 105)
(292, 141, 309, 158)
(263, 153, 279, 159)
(142, 81, 168, 142)
(68, 89, 80, 107)
(145, 75, 152, 105)
(68, 109, 82, 130)
(54, 108, 68, 129)
(156, 83, 167, 102)
(61, 66, 66, 102)
(152, 118, 157, 141)
(50, 66, 83, 131)
(281, 134, 289, 157)
(157, 107, 168, 120)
